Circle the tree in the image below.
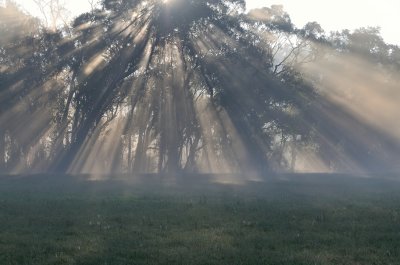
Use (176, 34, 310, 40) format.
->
(0, 1, 40, 45)
(33, 0, 70, 31)
(2, 0, 399, 175)
(2, 0, 309, 174)
(0, 1, 43, 172)
(87, 0, 100, 13)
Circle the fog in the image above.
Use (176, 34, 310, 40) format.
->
(1, 0, 399, 179)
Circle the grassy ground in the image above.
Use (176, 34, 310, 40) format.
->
(1, 173, 400, 265)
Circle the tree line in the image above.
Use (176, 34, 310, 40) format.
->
(1, 0, 399, 174)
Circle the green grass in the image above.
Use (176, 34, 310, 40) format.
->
(1, 173, 400, 265)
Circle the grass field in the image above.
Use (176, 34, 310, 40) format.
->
(1, 173, 400, 265)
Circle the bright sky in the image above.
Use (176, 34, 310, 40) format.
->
(12, 0, 400, 45)
(246, 0, 400, 45)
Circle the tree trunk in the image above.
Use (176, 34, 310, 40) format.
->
(51, 115, 93, 173)
(127, 134, 132, 173)
(0, 129, 5, 172)
(133, 130, 145, 173)
(290, 134, 297, 172)
(184, 134, 200, 172)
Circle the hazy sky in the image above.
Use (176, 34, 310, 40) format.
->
(11, 0, 400, 45)
(246, 0, 400, 45)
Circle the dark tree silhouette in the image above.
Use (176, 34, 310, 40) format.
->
(1, 0, 399, 175)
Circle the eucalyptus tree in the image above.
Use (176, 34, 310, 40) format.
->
(49, 0, 307, 174)
(2, 0, 310, 174)
(298, 27, 400, 173)
(0, 1, 44, 172)
(6, 0, 397, 175)
(32, 0, 71, 31)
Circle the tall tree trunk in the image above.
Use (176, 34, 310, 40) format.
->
(290, 134, 297, 172)
(111, 140, 123, 173)
(133, 130, 145, 173)
(279, 133, 287, 169)
(51, 114, 94, 173)
(184, 134, 200, 172)
(127, 95, 136, 173)
(166, 138, 180, 173)
(127, 134, 132, 173)
(0, 129, 5, 172)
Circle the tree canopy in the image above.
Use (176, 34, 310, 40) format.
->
(1, 0, 399, 175)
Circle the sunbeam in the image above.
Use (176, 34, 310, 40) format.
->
(1, 0, 400, 177)
(3, 2, 400, 264)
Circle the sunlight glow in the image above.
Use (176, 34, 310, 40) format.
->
(299, 49, 400, 142)
(245, 0, 400, 45)
(12, 0, 400, 45)
(2, 0, 400, 176)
